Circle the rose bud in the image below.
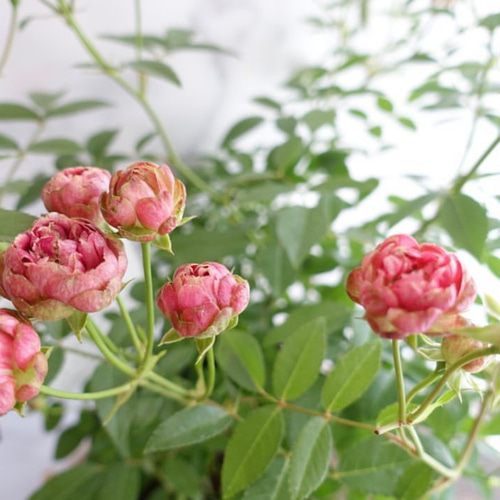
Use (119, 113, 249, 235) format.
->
(42, 166, 111, 226)
(100, 161, 186, 242)
(157, 262, 250, 338)
(0, 213, 127, 321)
(346, 234, 476, 339)
(441, 334, 490, 373)
(0, 309, 48, 416)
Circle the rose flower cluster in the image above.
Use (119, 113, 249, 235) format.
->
(0, 162, 249, 416)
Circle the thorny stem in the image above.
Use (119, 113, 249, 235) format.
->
(53, 0, 225, 203)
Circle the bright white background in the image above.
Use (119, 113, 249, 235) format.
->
(0, 1, 500, 499)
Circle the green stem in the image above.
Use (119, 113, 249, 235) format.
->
(141, 242, 155, 368)
(407, 345, 498, 424)
(453, 132, 500, 194)
(86, 320, 135, 376)
(146, 371, 190, 397)
(392, 340, 406, 424)
(204, 347, 216, 399)
(53, 0, 224, 203)
(0, 2, 18, 77)
(116, 294, 143, 355)
(134, 0, 146, 95)
(40, 382, 134, 400)
(406, 370, 442, 405)
(138, 378, 188, 403)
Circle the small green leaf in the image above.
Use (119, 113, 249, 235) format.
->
(322, 339, 381, 412)
(128, 60, 181, 86)
(145, 404, 232, 452)
(376, 96, 394, 112)
(222, 406, 283, 499)
(302, 109, 335, 131)
(216, 331, 266, 391)
(159, 327, 184, 345)
(267, 136, 304, 172)
(254, 96, 282, 111)
(288, 418, 332, 500)
(29, 138, 82, 155)
(46, 100, 110, 118)
(222, 116, 264, 148)
(29, 91, 65, 111)
(65, 311, 88, 342)
(369, 125, 382, 137)
(194, 335, 215, 364)
(0, 133, 18, 150)
(479, 13, 500, 31)
(272, 317, 326, 400)
(0, 209, 36, 242)
(0, 103, 40, 121)
(398, 116, 417, 130)
(439, 193, 488, 260)
(86, 129, 119, 159)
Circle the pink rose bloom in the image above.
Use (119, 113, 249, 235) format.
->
(157, 262, 250, 338)
(0, 309, 48, 416)
(346, 234, 476, 339)
(42, 166, 111, 226)
(441, 334, 490, 373)
(100, 161, 186, 242)
(0, 213, 127, 321)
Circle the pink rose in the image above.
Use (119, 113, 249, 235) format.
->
(0, 309, 48, 416)
(157, 262, 250, 338)
(100, 161, 186, 242)
(0, 213, 127, 320)
(42, 166, 111, 226)
(441, 334, 490, 373)
(346, 234, 476, 339)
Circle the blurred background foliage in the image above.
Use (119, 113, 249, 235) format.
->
(1, 0, 500, 499)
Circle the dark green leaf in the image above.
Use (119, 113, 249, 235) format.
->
(0, 133, 18, 150)
(86, 129, 119, 159)
(394, 463, 434, 500)
(0, 103, 40, 121)
(338, 436, 414, 496)
(322, 339, 381, 412)
(0, 209, 36, 242)
(222, 116, 264, 148)
(216, 331, 266, 391)
(268, 136, 304, 172)
(29, 139, 82, 155)
(222, 406, 283, 499)
(145, 404, 232, 452)
(439, 193, 488, 260)
(289, 418, 333, 500)
(276, 116, 297, 135)
(243, 456, 290, 500)
(128, 60, 181, 86)
(46, 100, 110, 118)
(162, 458, 202, 497)
(272, 318, 326, 400)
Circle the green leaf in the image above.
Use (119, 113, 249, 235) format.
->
(65, 311, 87, 342)
(216, 331, 266, 391)
(479, 13, 500, 31)
(222, 406, 283, 499)
(268, 136, 304, 172)
(302, 109, 335, 131)
(86, 129, 119, 159)
(394, 463, 434, 500)
(272, 317, 326, 400)
(0, 133, 18, 150)
(452, 323, 500, 349)
(276, 193, 343, 268)
(145, 404, 232, 452)
(289, 418, 332, 500)
(376, 96, 394, 112)
(29, 138, 82, 155)
(254, 96, 282, 111)
(338, 436, 414, 496)
(128, 60, 181, 86)
(0, 209, 36, 242)
(222, 116, 264, 148)
(0, 103, 40, 121)
(46, 100, 110, 118)
(194, 335, 216, 364)
(322, 339, 381, 412)
(439, 193, 488, 260)
(29, 91, 65, 111)
(243, 456, 290, 500)
(397, 116, 417, 130)
(161, 457, 202, 497)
